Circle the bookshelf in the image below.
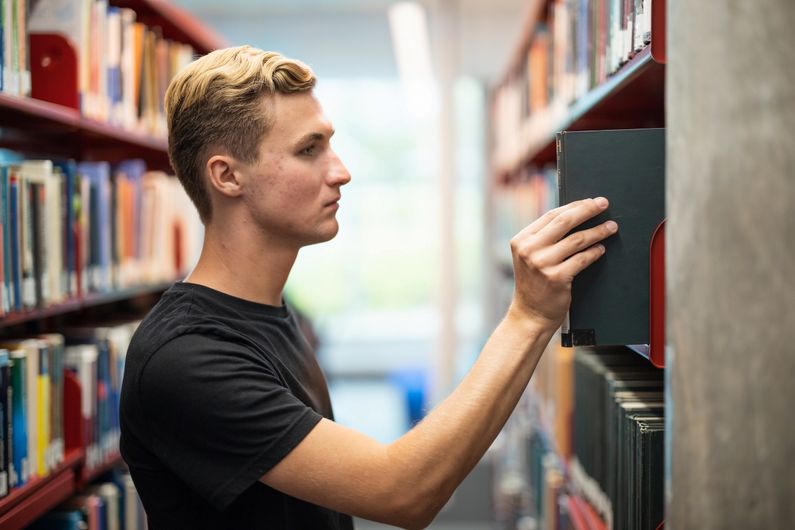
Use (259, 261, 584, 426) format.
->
(489, 0, 666, 528)
(0, 1, 222, 528)
(0, 93, 169, 168)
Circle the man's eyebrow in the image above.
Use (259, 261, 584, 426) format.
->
(294, 129, 335, 147)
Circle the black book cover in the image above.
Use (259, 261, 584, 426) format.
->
(556, 128, 665, 346)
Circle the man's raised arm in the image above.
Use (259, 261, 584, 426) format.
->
(262, 197, 617, 529)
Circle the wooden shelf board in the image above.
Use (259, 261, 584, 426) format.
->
(0, 450, 83, 530)
(0, 281, 175, 327)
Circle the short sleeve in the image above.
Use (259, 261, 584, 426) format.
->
(139, 334, 322, 509)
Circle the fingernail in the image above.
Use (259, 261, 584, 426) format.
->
(606, 221, 618, 232)
(595, 197, 608, 208)
(598, 244, 606, 253)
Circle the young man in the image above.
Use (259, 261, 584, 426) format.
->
(119, 46, 618, 530)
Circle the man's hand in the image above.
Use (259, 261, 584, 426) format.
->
(508, 196, 618, 329)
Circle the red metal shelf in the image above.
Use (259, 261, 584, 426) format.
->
(0, 450, 83, 530)
(0, 93, 171, 168)
(111, 0, 226, 54)
(0, 281, 175, 328)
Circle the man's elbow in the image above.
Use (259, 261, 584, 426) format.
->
(381, 482, 450, 530)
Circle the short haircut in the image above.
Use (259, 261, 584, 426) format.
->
(165, 45, 316, 223)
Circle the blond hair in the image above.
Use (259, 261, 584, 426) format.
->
(165, 45, 316, 222)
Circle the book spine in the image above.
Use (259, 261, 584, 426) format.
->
(0, 351, 9, 497)
(9, 174, 21, 311)
(1, 166, 9, 313)
(36, 342, 48, 477)
(556, 131, 567, 207)
(30, 181, 44, 308)
(10, 351, 27, 486)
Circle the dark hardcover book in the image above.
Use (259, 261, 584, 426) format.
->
(9, 170, 22, 311)
(556, 128, 665, 346)
(54, 160, 78, 298)
(29, 181, 46, 309)
(0, 166, 9, 313)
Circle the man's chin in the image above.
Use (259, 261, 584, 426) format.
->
(301, 223, 339, 247)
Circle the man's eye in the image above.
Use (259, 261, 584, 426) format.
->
(299, 145, 317, 156)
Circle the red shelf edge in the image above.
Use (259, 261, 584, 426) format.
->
(0, 93, 169, 155)
(112, 0, 226, 54)
(0, 280, 175, 327)
(0, 450, 83, 523)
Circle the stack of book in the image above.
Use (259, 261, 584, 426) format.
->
(0, 151, 201, 316)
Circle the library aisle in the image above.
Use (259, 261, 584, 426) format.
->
(1, 0, 793, 529)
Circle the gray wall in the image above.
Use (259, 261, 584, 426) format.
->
(666, 0, 795, 527)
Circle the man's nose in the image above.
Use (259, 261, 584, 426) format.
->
(328, 150, 352, 186)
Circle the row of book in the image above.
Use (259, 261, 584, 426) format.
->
(493, 0, 653, 171)
(492, 378, 606, 530)
(0, 322, 138, 498)
(28, 471, 147, 530)
(3, 0, 195, 139)
(0, 150, 201, 316)
(571, 348, 663, 530)
(492, 343, 664, 529)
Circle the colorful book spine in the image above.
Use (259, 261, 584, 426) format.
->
(9, 348, 28, 487)
(0, 349, 10, 497)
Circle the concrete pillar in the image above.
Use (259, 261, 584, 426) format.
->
(666, 0, 795, 527)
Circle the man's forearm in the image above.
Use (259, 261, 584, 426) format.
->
(386, 310, 555, 524)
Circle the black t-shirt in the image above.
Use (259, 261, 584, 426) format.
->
(120, 282, 355, 530)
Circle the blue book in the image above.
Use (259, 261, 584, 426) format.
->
(27, 509, 87, 530)
(0, 150, 24, 312)
(0, 349, 10, 497)
(76, 162, 112, 292)
(54, 161, 78, 298)
(9, 174, 22, 311)
(9, 349, 28, 488)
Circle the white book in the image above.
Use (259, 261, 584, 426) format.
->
(19, 160, 53, 306)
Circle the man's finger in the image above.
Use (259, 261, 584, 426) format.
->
(555, 243, 606, 278)
(513, 199, 599, 243)
(534, 220, 618, 266)
(534, 197, 609, 245)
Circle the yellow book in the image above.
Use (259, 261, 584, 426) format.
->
(36, 340, 50, 476)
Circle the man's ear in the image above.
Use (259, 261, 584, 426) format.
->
(206, 154, 244, 198)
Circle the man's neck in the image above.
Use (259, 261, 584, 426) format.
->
(184, 221, 298, 307)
